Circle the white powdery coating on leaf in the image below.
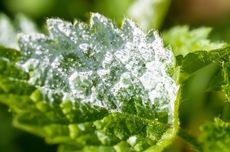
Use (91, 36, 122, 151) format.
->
(18, 13, 178, 122)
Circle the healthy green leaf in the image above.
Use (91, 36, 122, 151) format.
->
(179, 46, 230, 75)
(177, 45, 229, 81)
(199, 118, 230, 152)
(173, 37, 230, 151)
(175, 45, 230, 151)
(163, 26, 226, 56)
(0, 13, 179, 151)
(176, 46, 230, 103)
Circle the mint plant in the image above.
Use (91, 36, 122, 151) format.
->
(0, 10, 229, 152)
(0, 13, 180, 152)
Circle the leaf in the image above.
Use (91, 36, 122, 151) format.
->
(179, 46, 230, 75)
(176, 46, 230, 104)
(0, 13, 179, 151)
(163, 26, 226, 56)
(172, 37, 230, 151)
(199, 118, 230, 152)
(0, 13, 37, 49)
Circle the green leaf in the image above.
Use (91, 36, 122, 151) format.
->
(0, 13, 179, 151)
(163, 26, 226, 56)
(179, 46, 230, 75)
(177, 46, 230, 104)
(199, 118, 230, 152)
(172, 35, 230, 151)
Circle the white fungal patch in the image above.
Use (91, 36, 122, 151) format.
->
(18, 13, 178, 123)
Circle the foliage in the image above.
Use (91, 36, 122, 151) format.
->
(0, 13, 180, 152)
(199, 118, 230, 152)
(0, 1, 230, 152)
(163, 26, 226, 56)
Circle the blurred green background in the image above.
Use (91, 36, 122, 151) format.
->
(0, 0, 230, 152)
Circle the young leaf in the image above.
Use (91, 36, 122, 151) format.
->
(0, 13, 180, 151)
(176, 46, 230, 103)
(163, 26, 226, 56)
(179, 46, 230, 75)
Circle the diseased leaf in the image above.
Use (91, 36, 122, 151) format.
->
(163, 26, 226, 56)
(199, 118, 230, 152)
(0, 13, 179, 151)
